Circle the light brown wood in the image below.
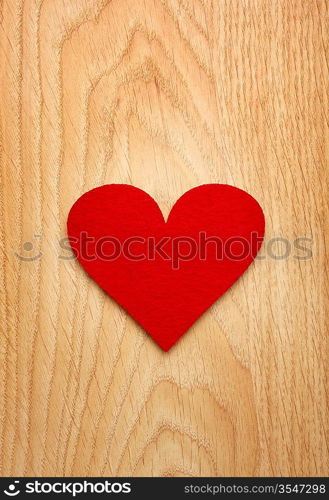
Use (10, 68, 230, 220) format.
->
(0, 0, 328, 477)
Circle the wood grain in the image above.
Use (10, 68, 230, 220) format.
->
(0, 0, 328, 477)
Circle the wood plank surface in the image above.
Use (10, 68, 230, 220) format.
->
(0, 0, 328, 477)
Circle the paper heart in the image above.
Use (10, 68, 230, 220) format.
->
(67, 184, 265, 351)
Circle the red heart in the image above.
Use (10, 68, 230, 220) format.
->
(67, 184, 265, 351)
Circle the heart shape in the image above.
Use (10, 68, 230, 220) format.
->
(67, 184, 265, 350)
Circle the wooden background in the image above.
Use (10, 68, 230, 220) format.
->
(0, 0, 328, 477)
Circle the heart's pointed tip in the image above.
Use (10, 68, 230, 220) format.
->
(155, 338, 178, 352)
(161, 344, 173, 352)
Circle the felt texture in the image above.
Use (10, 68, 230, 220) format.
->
(67, 184, 265, 351)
